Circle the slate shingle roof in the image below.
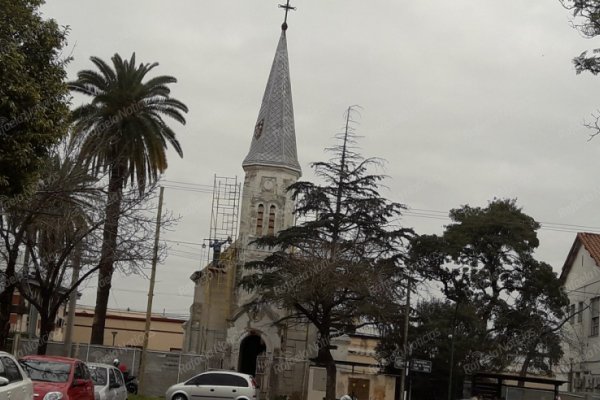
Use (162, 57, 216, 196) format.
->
(242, 30, 301, 175)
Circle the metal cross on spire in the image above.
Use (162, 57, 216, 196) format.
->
(278, 0, 296, 31)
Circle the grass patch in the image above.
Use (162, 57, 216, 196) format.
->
(127, 395, 163, 400)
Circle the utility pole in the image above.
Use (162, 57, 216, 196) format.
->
(64, 243, 82, 357)
(448, 301, 460, 400)
(138, 186, 164, 395)
(399, 277, 411, 400)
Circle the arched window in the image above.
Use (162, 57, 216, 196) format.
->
(268, 205, 276, 236)
(256, 204, 264, 236)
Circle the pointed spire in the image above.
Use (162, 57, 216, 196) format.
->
(242, 30, 301, 175)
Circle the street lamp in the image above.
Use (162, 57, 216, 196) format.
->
(448, 301, 460, 400)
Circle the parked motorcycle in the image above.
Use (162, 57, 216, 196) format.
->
(125, 375, 138, 394)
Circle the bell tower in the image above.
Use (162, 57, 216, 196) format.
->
(237, 23, 301, 256)
(184, 6, 312, 398)
(226, 11, 312, 396)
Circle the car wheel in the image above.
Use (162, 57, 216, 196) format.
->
(172, 394, 188, 400)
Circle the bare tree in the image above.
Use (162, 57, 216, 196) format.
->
(560, 1, 600, 138)
(0, 147, 173, 354)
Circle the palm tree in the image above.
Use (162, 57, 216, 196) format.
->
(69, 53, 188, 344)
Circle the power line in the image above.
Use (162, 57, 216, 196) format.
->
(92, 287, 193, 298)
(162, 179, 214, 189)
(164, 239, 205, 246)
(169, 248, 202, 257)
(403, 209, 600, 235)
(159, 178, 600, 234)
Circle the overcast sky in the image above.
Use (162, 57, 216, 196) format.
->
(40, 1, 600, 318)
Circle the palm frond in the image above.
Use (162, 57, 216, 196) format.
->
(70, 53, 188, 193)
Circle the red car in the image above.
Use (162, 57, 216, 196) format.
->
(19, 355, 94, 400)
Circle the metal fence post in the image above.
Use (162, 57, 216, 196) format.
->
(131, 348, 136, 375)
(177, 353, 182, 383)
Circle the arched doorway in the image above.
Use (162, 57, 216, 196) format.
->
(238, 333, 266, 376)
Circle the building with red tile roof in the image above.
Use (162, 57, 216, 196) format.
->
(559, 232, 600, 392)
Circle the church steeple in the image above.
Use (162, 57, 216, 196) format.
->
(242, 27, 301, 175)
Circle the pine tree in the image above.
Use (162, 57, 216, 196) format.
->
(240, 107, 413, 400)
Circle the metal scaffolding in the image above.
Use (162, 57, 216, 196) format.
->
(206, 175, 241, 267)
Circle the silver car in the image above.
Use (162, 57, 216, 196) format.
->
(166, 371, 259, 400)
(0, 351, 33, 400)
(86, 363, 127, 400)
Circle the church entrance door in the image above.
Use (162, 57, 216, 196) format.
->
(348, 378, 370, 400)
(238, 334, 266, 375)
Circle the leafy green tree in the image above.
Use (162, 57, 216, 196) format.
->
(0, 0, 70, 197)
(494, 258, 566, 379)
(69, 53, 188, 344)
(240, 107, 413, 400)
(410, 199, 568, 379)
(399, 300, 481, 400)
(0, 0, 70, 348)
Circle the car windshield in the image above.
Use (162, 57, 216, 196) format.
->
(88, 366, 107, 386)
(20, 360, 71, 383)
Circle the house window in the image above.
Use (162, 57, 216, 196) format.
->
(268, 205, 276, 236)
(578, 302, 584, 323)
(591, 298, 599, 336)
(256, 204, 264, 236)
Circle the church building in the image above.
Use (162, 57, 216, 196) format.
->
(182, 15, 317, 399)
(182, 11, 396, 400)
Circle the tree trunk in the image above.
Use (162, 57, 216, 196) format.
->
(318, 334, 337, 400)
(517, 357, 531, 387)
(90, 165, 124, 344)
(517, 342, 538, 387)
(37, 314, 55, 355)
(0, 256, 17, 351)
(0, 285, 14, 351)
(326, 360, 337, 400)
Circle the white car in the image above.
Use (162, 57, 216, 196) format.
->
(166, 370, 259, 400)
(0, 351, 33, 400)
(86, 363, 127, 400)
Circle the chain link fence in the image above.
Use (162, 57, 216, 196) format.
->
(10, 339, 312, 399)
(10, 339, 216, 397)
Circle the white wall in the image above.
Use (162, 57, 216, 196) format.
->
(561, 245, 600, 388)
